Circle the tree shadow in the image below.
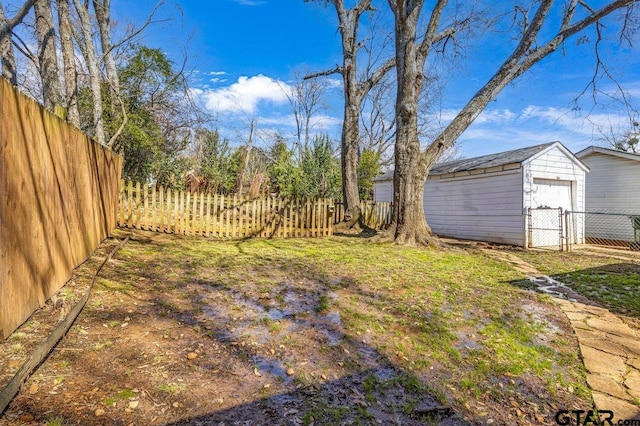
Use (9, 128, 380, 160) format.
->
(1, 233, 468, 425)
(165, 367, 462, 425)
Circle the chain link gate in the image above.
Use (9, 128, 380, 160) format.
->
(528, 207, 564, 250)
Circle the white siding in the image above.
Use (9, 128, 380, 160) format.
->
(524, 146, 586, 212)
(372, 143, 587, 248)
(581, 153, 640, 242)
(373, 180, 393, 203)
(581, 153, 640, 212)
(523, 146, 586, 245)
(424, 170, 525, 246)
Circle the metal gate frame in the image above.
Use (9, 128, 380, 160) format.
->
(527, 207, 564, 250)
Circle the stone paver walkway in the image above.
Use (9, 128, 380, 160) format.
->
(554, 298, 640, 421)
(482, 249, 640, 422)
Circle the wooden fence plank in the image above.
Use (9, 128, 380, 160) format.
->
(126, 181, 133, 228)
(134, 181, 141, 229)
(184, 191, 190, 235)
(250, 199, 257, 238)
(119, 180, 125, 227)
(151, 185, 157, 232)
(157, 185, 164, 232)
(116, 181, 377, 239)
(205, 194, 211, 237)
(198, 193, 204, 236)
(167, 188, 173, 234)
(142, 183, 149, 230)
(232, 195, 238, 238)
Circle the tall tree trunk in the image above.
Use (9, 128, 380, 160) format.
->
(93, 0, 119, 98)
(390, 0, 437, 245)
(34, 0, 62, 111)
(338, 9, 362, 224)
(72, 0, 106, 146)
(0, 3, 17, 85)
(386, 0, 634, 245)
(56, 0, 79, 126)
(309, 0, 394, 229)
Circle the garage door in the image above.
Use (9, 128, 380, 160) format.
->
(532, 179, 573, 209)
(530, 179, 573, 247)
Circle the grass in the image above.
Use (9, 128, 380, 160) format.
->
(100, 231, 593, 422)
(157, 382, 187, 395)
(516, 250, 640, 317)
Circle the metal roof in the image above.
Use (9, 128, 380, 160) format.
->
(575, 145, 640, 162)
(374, 142, 559, 181)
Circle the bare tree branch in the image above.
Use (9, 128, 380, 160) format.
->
(304, 65, 343, 80)
(0, 0, 37, 39)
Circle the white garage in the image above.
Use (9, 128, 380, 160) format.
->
(575, 146, 640, 245)
(374, 142, 588, 248)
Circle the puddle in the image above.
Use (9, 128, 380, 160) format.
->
(265, 309, 285, 320)
(357, 345, 380, 365)
(252, 356, 291, 381)
(283, 291, 316, 315)
(319, 327, 343, 346)
(243, 326, 272, 345)
(323, 311, 341, 324)
(455, 331, 483, 350)
(374, 367, 399, 382)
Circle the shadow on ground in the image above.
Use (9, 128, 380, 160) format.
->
(0, 231, 467, 425)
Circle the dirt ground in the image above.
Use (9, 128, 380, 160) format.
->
(0, 231, 594, 425)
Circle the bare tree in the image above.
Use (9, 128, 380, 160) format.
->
(72, 0, 106, 145)
(0, 3, 17, 84)
(0, 0, 36, 85)
(596, 112, 640, 153)
(282, 74, 328, 160)
(56, 0, 79, 126)
(306, 0, 395, 229)
(386, 0, 638, 245)
(34, 0, 63, 110)
(92, 0, 119, 97)
(360, 72, 395, 168)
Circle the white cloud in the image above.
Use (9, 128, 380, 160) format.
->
(260, 114, 341, 130)
(201, 74, 291, 114)
(209, 77, 227, 84)
(209, 71, 227, 76)
(233, 0, 265, 5)
(440, 104, 636, 157)
(326, 78, 343, 89)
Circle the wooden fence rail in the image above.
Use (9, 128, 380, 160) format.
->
(117, 181, 335, 238)
(333, 201, 393, 230)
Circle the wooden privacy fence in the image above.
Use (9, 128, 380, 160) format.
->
(0, 79, 122, 339)
(333, 201, 393, 230)
(118, 181, 335, 238)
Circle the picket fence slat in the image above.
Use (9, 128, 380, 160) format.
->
(117, 180, 397, 238)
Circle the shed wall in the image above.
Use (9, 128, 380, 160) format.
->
(580, 153, 640, 242)
(424, 170, 525, 246)
(524, 147, 585, 211)
(373, 180, 393, 203)
(524, 146, 586, 244)
(581, 153, 640, 212)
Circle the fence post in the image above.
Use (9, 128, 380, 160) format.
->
(558, 209, 563, 252)
(565, 211, 571, 252)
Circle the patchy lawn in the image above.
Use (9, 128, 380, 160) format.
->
(1, 231, 591, 425)
(515, 248, 640, 320)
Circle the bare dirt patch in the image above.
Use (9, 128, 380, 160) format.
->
(0, 231, 592, 425)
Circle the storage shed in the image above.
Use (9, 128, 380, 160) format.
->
(575, 146, 640, 245)
(374, 142, 588, 247)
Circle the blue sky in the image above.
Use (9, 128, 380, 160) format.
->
(110, 0, 640, 159)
